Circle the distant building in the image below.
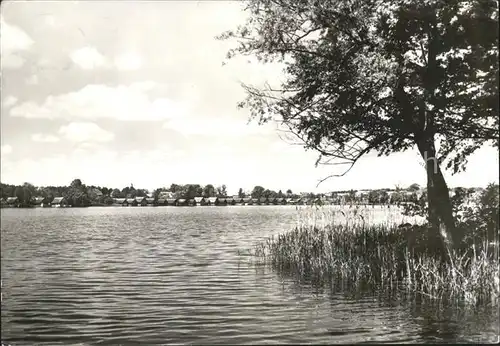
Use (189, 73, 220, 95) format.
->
(194, 197, 205, 206)
(31, 196, 47, 207)
(114, 198, 128, 206)
(92, 188, 103, 197)
(52, 197, 68, 207)
(135, 196, 147, 206)
(206, 197, 217, 206)
(126, 198, 138, 206)
(166, 198, 177, 206)
(6, 197, 20, 207)
(176, 199, 187, 206)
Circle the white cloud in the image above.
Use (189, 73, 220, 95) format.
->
(31, 133, 60, 143)
(0, 16, 34, 69)
(70, 46, 107, 70)
(1, 55, 25, 69)
(58, 122, 114, 142)
(2, 95, 18, 108)
(10, 82, 190, 121)
(43, 14, 60, 28)
(115, 52, 143, 70)
(1, 144, 13, 155)
(163, 116, 276, 136)
(0, 17, 33, 51)
(26, 75, 39, 85)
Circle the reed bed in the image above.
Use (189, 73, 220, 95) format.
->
(254, 205, 499, 307)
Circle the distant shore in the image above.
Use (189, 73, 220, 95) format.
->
(1, 203, 405, 209)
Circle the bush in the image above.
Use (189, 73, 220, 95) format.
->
(403, 184, 499, 250)
(464, 184, 499, 239)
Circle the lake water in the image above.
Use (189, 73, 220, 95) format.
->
(1, 206, 498, 345)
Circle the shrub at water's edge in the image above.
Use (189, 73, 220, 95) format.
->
(252, 187, 499, 307)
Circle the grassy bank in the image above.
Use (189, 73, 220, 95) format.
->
(254, 206, 499, 307)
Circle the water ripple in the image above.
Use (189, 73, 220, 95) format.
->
(2, 207, 498, 345)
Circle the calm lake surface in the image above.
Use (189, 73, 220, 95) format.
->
(1, 206, 498, 345)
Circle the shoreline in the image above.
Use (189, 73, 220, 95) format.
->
(1, 203, 405, 209)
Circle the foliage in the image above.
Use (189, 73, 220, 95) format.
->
(251, 185, 266, 199)
(459, 184, 499, 245)
(219, 0, 498, 174)
(11, 183, 35, 207)
(368, 189, 390, 204)
(219, 0, 499, 246)
(216, 184, 228, 197)
(203, 184, 216, 198)
(0, 180, 114, 207)
(102, 195, 114, 205)
(121, 185, 137, 198)
(403, 190, 429, 218)
(169, 184, 182, 194)
(181, 184, 204, 199)
(404, 183, 499, 248)
(64, 179, 90, 207)
(408, 183, 421, 192)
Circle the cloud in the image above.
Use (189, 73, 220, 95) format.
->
(0, 15, 34, 68)
(10, 82, 190, 121)
(115, 52, 142, 70)
(70, 46, 107, 70)
(26, 75, 39, 85)
(58, 122, 114, 142)
(1, 144, 13, 155)
(163, 116, 276, 136)
(2, 95, 18, 108)
(31, 133, 60, 143)
(43, 14, 60, 28)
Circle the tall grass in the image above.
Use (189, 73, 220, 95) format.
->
(254, 205, 499, 307)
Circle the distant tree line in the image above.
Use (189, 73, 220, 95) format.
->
(0, 180, 303, 206)
(0, 179, 115, 207)
(0, 179, 483, 208)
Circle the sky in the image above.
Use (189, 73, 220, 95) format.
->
(0, 1, 498, 195)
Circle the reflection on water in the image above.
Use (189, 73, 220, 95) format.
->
(1, 207, 498, 345)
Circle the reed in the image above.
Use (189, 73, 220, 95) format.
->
(254, 205, 499, 307)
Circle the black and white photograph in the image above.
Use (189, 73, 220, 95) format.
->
(0, 0, 498, 344)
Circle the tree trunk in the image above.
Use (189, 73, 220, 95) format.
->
(416, 138, 458, 252)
